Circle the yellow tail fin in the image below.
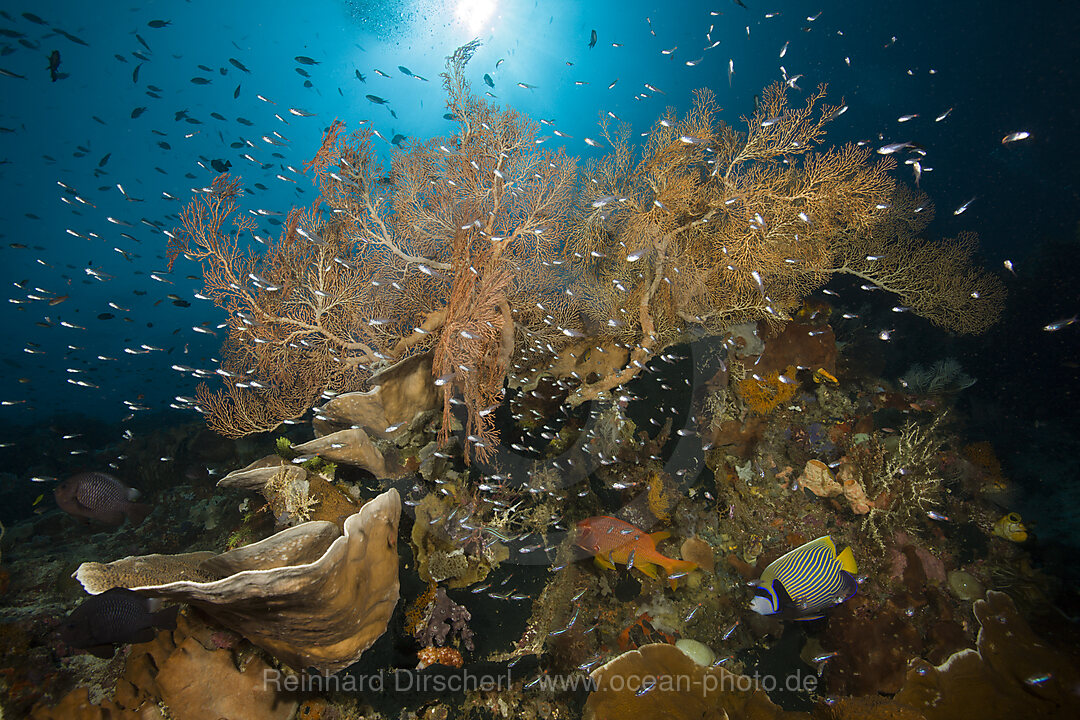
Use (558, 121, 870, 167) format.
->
(837, 546, 858, 574)
(661, 558, 698, 590)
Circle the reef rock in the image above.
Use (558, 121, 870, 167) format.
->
(32, 611, 296, 720)
(753, 320, 837, 377)
(893, 590, 1080, 719)
(680, 536, 716, 574)
(584, 642, 805, 720)
(72, 489, 401, 674)
(155, 635, 296, 720)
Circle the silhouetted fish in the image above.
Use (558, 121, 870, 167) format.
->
(47, 49, 62, 81)
(60, 588, 178, 659)
(54, 472, 151, 525)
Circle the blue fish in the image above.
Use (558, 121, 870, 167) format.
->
(750, 536, 858, 620)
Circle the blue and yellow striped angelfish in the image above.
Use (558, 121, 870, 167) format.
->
(749, 536, 858, 620)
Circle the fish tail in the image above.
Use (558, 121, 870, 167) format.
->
(660, 558, 698, 589)
(125, 502, 152, 526)
(837, 546, 858, 575)
(152, 604, 179, 631)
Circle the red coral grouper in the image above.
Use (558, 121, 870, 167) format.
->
(576, 516, 697, 589)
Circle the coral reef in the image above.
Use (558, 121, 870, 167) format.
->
(170, 41, 1003, 460)
(893, 591, 1080, 719)
(796, 459, 873, 514)
(30, 611, 297, 720)
(71, 489, 401, 674)
(410, 492, 506, 588)
(829, 414, 949, 546)
(736, 365, 799, 416)
(584, 643, 801, 720)
(899, 358, 976, 394)
(417, 646, 465, 669)
(217, 455, 360, 528)
(414, 587, 475, 651)
(8, 35, 1053, 720)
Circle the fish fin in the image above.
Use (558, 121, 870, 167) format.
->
(99, 510, 125, 525)
(152, 604, 179, 631)
(635, 561, 659, 580)
(660, 558, 698, 590)
(130, 627, 157, 645)
(648, 531, 671, 544)
(86, 644, 116, 659)
(593, 555, 617, 572)
(127, 487, 141, 501)
(773, 578, 794, 608)
(125, 502, 152, 525)
(803, 535, 839, 556)
(837, 546, 858, 575)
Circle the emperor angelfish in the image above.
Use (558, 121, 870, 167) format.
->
(750, 536, 858, 620)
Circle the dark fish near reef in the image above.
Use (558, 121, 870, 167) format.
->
(53, 471, 151, 525)
(60, 588, 178, 659)
(47, 49, 63, 81)
(750, 536, 858, 620)
(366, 94, 388, 104)
(576, 516, 697, 589)
(210, 158, 231, 173)
(295, 55, 319, 65)
(589, 29, 597, 49)
(483, 73, 494, 87)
